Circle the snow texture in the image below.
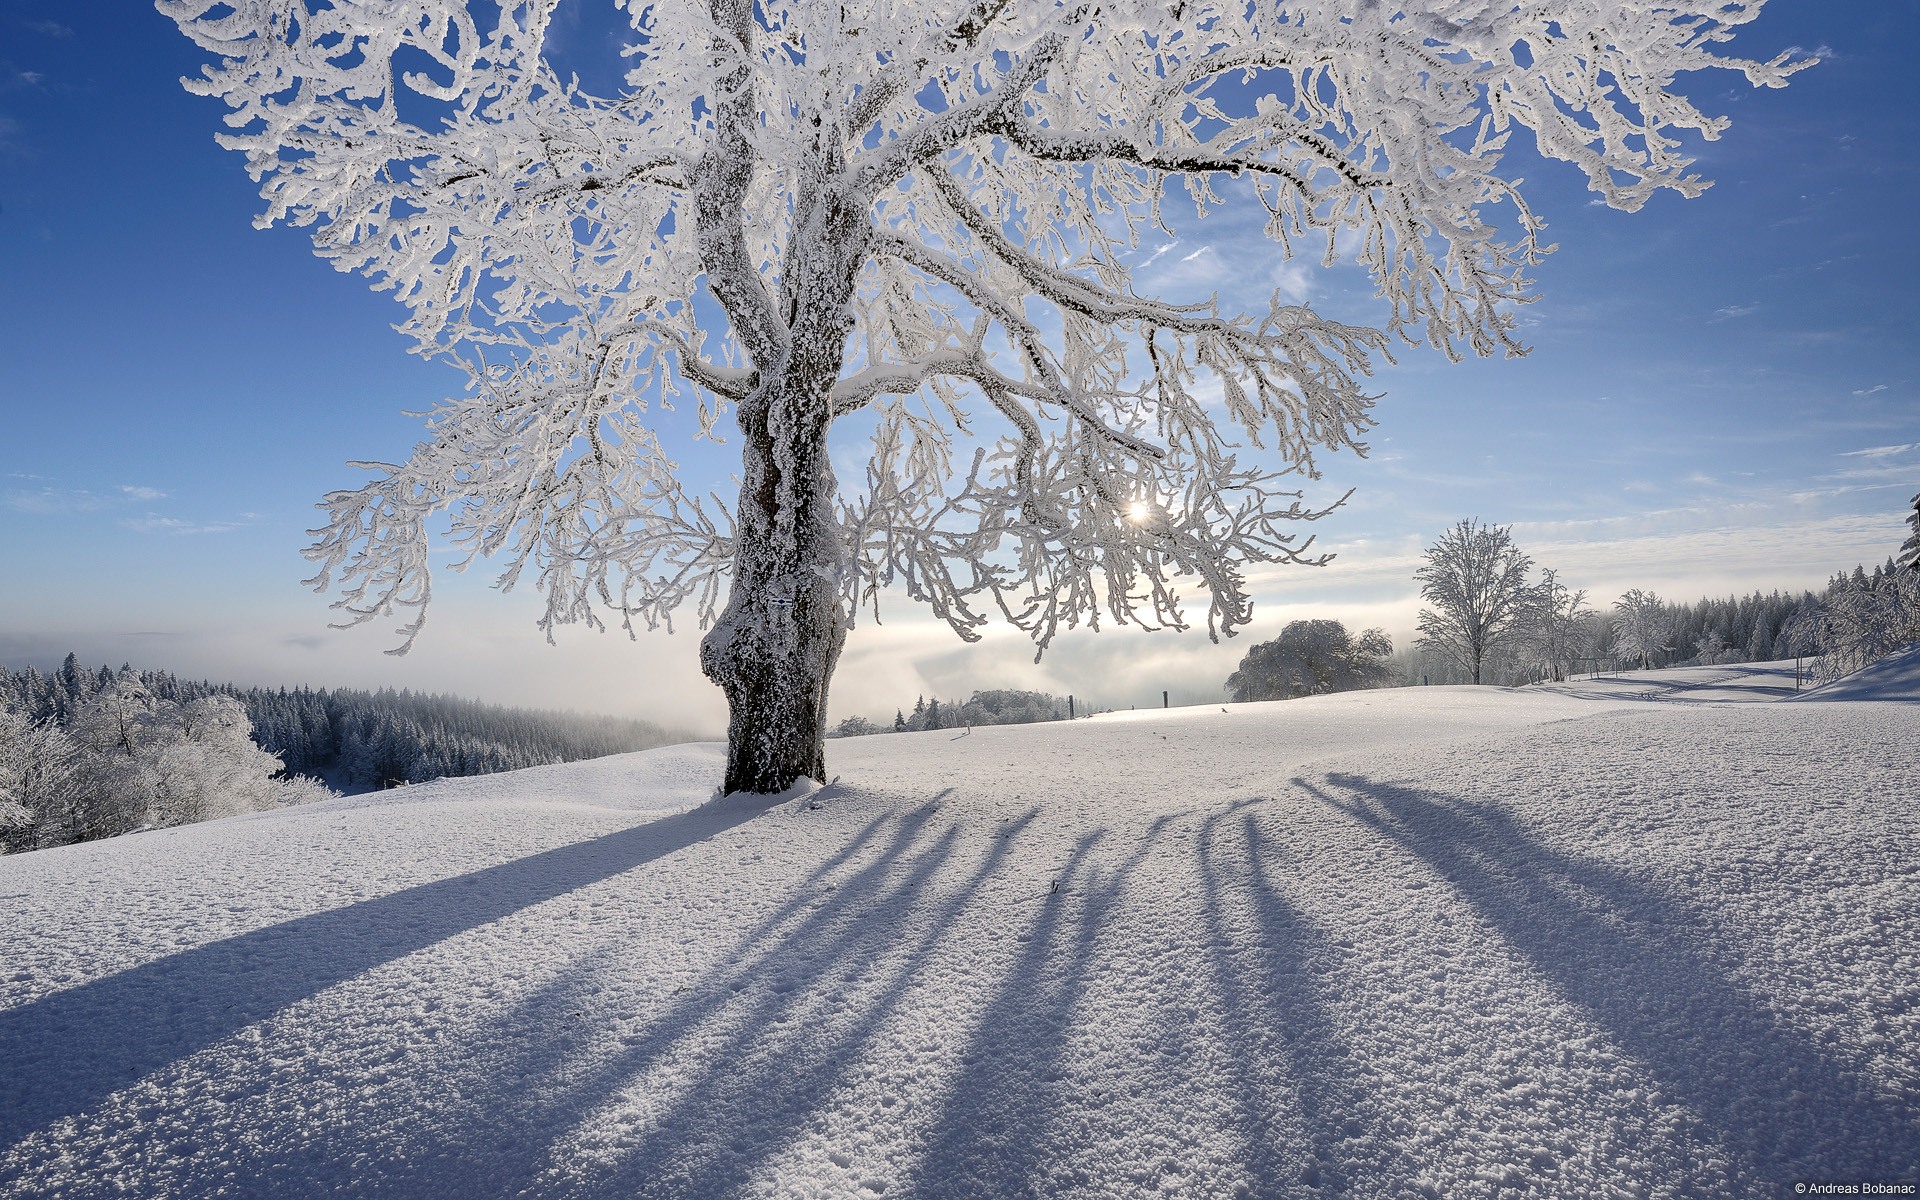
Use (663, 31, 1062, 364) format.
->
(2, 665, 1914, 1197)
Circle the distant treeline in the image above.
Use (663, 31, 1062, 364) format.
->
(832, 689, 1070, 736)
(1, 655, 689, 793)
(1408, 557, 1910, 687)
(1574, 560, 1908, 672)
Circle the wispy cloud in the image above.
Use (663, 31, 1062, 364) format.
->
(1852, 384, 1888, 398)
(121, 515, 248, 536)
(23, 19, 72, 37)
(6, 487, 114, 514)
(119, 484, 168, 501)
(1137, 240, 1178, 268)
(1709, 303, 1759, 322)
(1838, 443, 1914, 459)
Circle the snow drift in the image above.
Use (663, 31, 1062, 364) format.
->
(1, 668, 1913, 1198)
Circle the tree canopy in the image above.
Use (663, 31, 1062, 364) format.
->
(1227, 619, 1393, 702)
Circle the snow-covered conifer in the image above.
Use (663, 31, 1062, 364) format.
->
(1694, 630, 1731, 665)
(163, 0, 1806, 792)
(1900, 492, 1920, 573)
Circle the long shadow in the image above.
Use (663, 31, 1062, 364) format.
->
(1309, 771, 1918, 1182)
(0, 794, 785, 1149)
(288, 803, 1034, 1199)
(1195, 808, 1411, 1196)
(898, 824, 1166, 1198)
(559, 808, 1046, 1200)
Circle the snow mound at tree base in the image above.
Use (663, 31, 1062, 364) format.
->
(1, 686, 1913, 1198)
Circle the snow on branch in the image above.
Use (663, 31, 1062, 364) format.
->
(165, 0, 1806, 656)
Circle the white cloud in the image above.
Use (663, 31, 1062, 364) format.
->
(1851, 384, 1889, 398)
(120, 515, 249, 536)
(6, 487, 112, 514)
(1137, 240, 1179, 268)
(1838, 442, 1913, 459)
(120, 485, 168, 501)
(1268, 260, 1315, 304)
(1709, 304, 1759, 322)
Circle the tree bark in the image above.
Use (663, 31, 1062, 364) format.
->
(699, 262, 861, 794)
(699, 373, 847, 795)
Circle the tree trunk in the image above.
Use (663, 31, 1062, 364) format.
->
(696, 154, 869, 795)
(699, 315, 851, 795)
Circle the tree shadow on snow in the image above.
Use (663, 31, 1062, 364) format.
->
(257, 799, 1043, 1199)
(898, 821, 1166, 1198)
(1194, 805, 1418, 1196)
(1305, 771, 1916, 1183)
(0, 791, 787, 1151)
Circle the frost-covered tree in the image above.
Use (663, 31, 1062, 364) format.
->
(1611, 588, 1673, 670)
(1799, 569, 1920, 683)
(1227, 619, 1392, 701)
(1517, 568, 1595, 682)
(1415, 520, 1534, 685)
(1900, 491, 1920, 574)
(163, 0, 1804, 793)
(0, 711, 82, 853)
(1693, 629, 1731, 665)
(147, 697, 323, 826)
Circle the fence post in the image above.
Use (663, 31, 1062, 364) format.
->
(1162, 690, 1169, 709)
(1068, 694, 1075, 720)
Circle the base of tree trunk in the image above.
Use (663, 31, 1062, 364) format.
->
(702, 594, 846, 797)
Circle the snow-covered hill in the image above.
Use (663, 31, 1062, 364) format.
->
(2, 667, 1915, 1198)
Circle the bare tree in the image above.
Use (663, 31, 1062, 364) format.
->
(163, 0, 1804, 793)
(1612, 589, 1674, 671)
(1519, 568, 1596, 682)
(1415, 520, 1535, 685)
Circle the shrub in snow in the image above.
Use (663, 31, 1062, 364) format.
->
(1516, 569, 1597, 683)
(1695, 631, 1732, 665)
(163, 0, 1807, 793)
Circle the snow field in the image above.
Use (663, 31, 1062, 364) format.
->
(1, 677, 1914, 1197)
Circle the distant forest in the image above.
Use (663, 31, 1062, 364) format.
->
(0, 656, 690, 793)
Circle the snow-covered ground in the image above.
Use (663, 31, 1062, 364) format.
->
(2, 662, 1914, 1198)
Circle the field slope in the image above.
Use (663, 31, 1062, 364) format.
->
(2, 666, 1914, 1198)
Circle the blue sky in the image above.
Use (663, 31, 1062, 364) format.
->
(1, 1, 1915, 731)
